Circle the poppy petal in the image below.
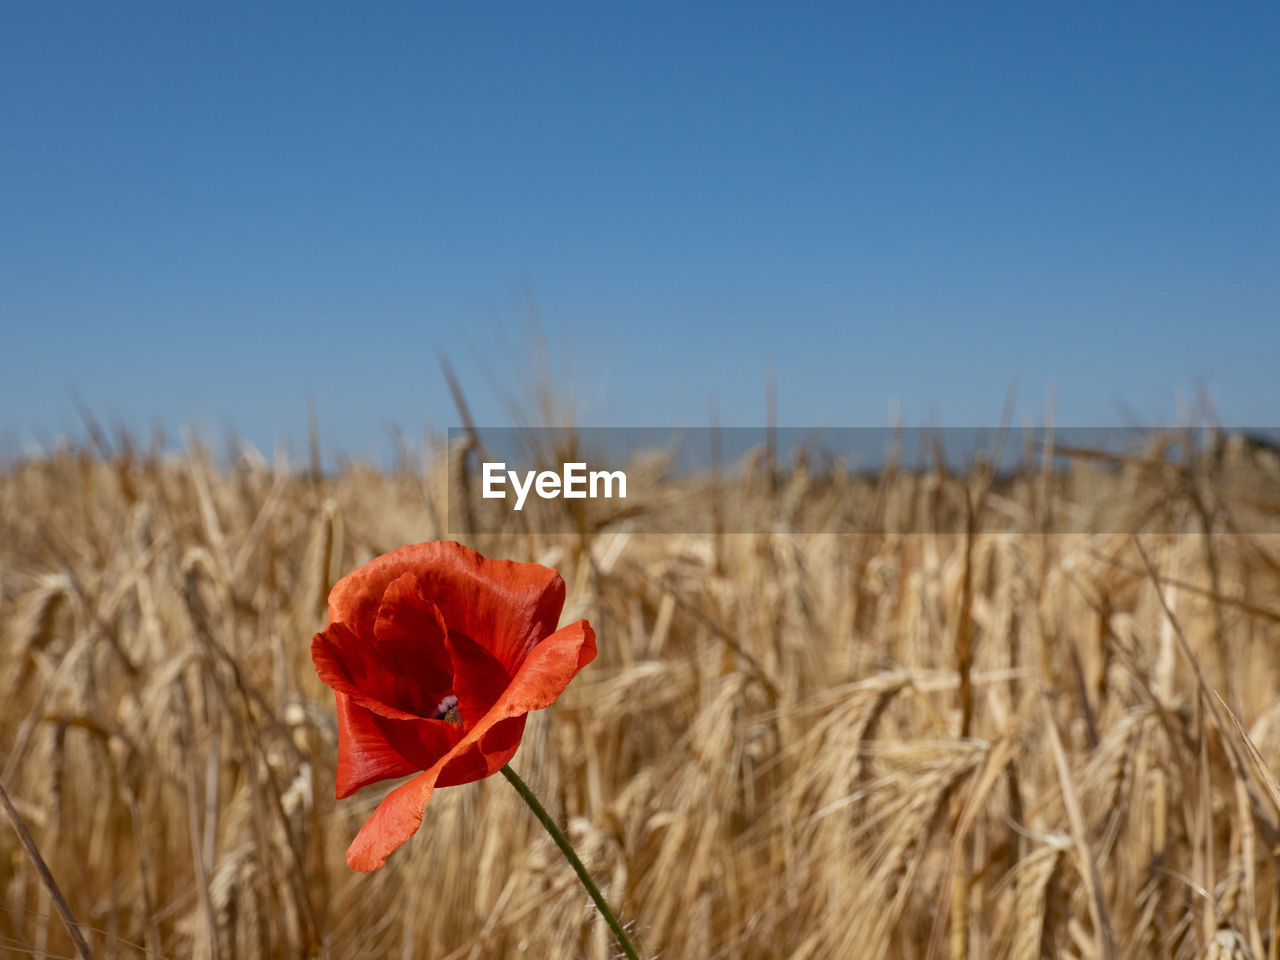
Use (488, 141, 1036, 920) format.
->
(446, 630, 512, 728)
(437, 715, 528, 787)
(371, 573, 454, 716)
(327, 546, 429, 641)
(419, 543, 567, 675)
(346, 716, 531, 871)
(329, 542, 566, 676)
(346, 766, 443, 871)
(312, 582, 455, 723)
(496, 620, 597, 714)
(333, 694, 467, 797)
(344, 620, 596, 871)
(312, 623, 423, 721)
(333, 693, 419, 797)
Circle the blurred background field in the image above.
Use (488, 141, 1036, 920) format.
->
(3, 422, 1280, 960)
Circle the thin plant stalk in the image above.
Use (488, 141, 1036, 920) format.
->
(0, 778, 96, 960)
(500, 764, 641, 960)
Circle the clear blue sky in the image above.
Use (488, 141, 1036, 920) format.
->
(3, 2, 1277, 462)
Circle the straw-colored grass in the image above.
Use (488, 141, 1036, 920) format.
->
(2, 430, 1279, 959)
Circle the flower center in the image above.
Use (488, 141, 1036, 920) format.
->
(433, 694, 461, 724)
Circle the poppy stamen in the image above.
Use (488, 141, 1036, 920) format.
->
(434, 694, 461, 724)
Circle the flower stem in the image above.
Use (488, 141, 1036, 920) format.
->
(500, 764, 641, 960)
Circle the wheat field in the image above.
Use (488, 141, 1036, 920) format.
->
(2, 427, 1280, 959)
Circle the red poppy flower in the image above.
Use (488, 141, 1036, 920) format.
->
(311, 541, 596, 871)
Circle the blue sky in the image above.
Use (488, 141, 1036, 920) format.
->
(3, 3, 1277, 462)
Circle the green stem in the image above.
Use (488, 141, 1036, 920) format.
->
(500, 764, 641, 960)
